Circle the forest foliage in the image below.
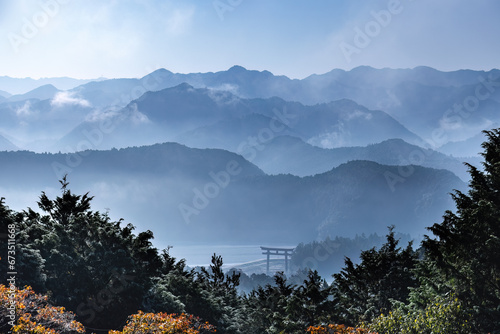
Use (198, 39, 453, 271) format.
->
(1, 129, 500, 333)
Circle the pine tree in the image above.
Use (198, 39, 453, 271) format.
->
(423, 128, 500, 332)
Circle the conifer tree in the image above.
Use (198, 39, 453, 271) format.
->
(0, 198, 45, 290)
(332, 226, 418, 325)
(423, 128, 500, 332)
(17, 177, 164, 330)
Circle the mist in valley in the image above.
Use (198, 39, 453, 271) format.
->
(0, 66, 494, 260)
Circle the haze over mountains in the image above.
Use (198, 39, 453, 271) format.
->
(0, 65, 496, 247)
(7, 84, 60, 102)
(249, 136, 477, 180)
(0, 133, 17, 151)
(0, 144, 464, 245)
(68, 65, 500, 148)
(1, 66, 499, 154)
(57, 84, 422, 154)
(0, 76, 100, 95)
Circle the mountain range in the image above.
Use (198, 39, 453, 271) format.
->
(7, 84, 60, 102)
(56, 84, 422, 153)
(69, 65, 500, 142)
(0, 65, 495, 248)
(248, 136, 478, 180)
(0, 144, 465, 245)
(0, 96, 93, 151)
(1, 66, 499, 155)
(0, 76, 99, 95)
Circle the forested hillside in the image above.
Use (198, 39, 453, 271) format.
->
(0, 144, 464, 244)
(1, 128, 500, 333)
(250, 136, 479, 180)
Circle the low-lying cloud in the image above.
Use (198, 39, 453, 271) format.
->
(15, 100, 33, 117)
(51, 91, 91, 108)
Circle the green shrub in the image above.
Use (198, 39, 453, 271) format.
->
(368, 294, 472, 334)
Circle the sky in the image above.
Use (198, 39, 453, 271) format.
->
(0, 0, 499, 80)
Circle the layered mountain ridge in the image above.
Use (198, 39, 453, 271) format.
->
(0, 144, 464, 244)
(0, 65, 493, 245)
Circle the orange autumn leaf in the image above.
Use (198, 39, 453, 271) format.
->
(109, 310, 216, 334)
(0, 284, 85, 333)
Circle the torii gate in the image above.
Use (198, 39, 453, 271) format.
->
(260, 246, 295, 275)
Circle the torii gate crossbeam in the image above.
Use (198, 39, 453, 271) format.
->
(260, 246, 295, 275)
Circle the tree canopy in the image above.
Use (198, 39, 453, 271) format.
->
(423, 129, 500, 332)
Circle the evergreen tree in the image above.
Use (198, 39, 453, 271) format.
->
(423, 128, 500, 332)
(244, 272, 298, 333)
(0, 198, 45, 290)
(293, 270, 332, 327)
(16, 177, 164, 331)
(332, 226, 418, 325)
(197, 254, 243, 333)
(146, 253, 245, 334)
(243, 270, 333, 334)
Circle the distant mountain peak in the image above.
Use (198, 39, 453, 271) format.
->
(350, 65, 377, 72)
(153, 68, 172, 74)
(172, 82, 195, 91)
(225, 66, 276, 78)
(31, 83, 59, 91)
(8, 83, 60, 102)
(378, 138, 410, 145)
(145, 68, 174, 77)
(324, 98, 362, 109)
(228, 65, 247, 72)
(413, 65, 438, 71)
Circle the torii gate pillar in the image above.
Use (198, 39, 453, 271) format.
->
(260, 246, 295, 275)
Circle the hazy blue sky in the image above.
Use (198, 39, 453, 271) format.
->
(1, 0, 499, 79)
